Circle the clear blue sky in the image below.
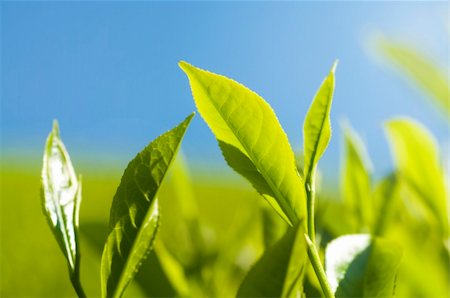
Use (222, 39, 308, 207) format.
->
(1, 1, 448, 181)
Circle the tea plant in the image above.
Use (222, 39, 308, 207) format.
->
(40, 60, 448, 297)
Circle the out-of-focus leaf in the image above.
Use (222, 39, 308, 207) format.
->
(154, 241, 190, 297)
(303, 61, 337, 182)
(372, 173, 399, 236)
(180, 61, 305, 225)
(261, 203, 288, 249)
(101, 113, 194, 298)
(171, 154, 198, 223)
(341, 122, 372, 230)
(385, 118, 448, 235)
(378, 39, 450, 117)
(237, 224, 307, 298)
(325, 234, 402, 297)
(41, 120, 84, 295)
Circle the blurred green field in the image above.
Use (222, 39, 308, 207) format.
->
(2, 152, 449, 297)
(0, 161, 267, 297)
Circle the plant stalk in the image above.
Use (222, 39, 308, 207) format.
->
(305, 179, 315, 244)
(305, 234, 334, 298)
(70, 262, 86, 298)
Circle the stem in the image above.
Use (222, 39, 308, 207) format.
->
(305, 234, 334, 298)
(305, 179, 315, 244)
(70, 261, 86, 298)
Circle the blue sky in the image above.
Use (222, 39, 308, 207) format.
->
(1, 1, 448, 180)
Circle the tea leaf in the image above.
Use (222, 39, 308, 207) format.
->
(303, 61, 337, 182)
(180, 61, 305, 225)
(325, 234, 402, 297)
(237, 224, 307, 297)
(385, 118, 448, 235)
(372, 173, 399, 236)
(101, 113, 194, 298)
(341, 122, 372, 230)
(378, 39, 450, 118)
(41, 120, 84, 295)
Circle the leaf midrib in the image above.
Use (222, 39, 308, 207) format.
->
(111, 129, 187, 297)
(305, 77, 333, 184)
(203, 77, 299, 225)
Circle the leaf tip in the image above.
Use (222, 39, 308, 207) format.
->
(178, 60, 194, 74)
(184, 112, 196, 125)
(52, 119, 60, 137)
(331, 59, 339, 74)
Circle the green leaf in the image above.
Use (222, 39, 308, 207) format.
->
(372, 173, 399, 236)
(101, 113, 194, 298)
(303, 61, 337, 182)
(384, 118, 448, 235)
(237, 224, 307, 297)
(179, 61, 305, 225)
(41, 120, 85, 295)
(377, 39, 450, 118)
(325, 234, 402, 297)
(341, 122, 373, 230)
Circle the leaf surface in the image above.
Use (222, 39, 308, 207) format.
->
(378, 39, 450, 117)
(101, 113, 194, 298)
(325, 234, 402, 297)
(237, 224, 307, 297)
(41, 120, 82, 275)
(180, 61, 305, 225)
(384, 118, 448, 235)
(303, 61, 337, 182)
(341, 122, 372, 229)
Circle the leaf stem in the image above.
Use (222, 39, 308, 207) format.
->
(305, 179, 315, 244)
(304, 234, 334, 298)
(70, 264, 86, 298)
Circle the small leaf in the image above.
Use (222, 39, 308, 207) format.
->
(237, 224, 307, 298)
(303, 61, 337, 182)
(378, 39, 450, 118)
(325, 234, 402, 297)
(341, 122, 373, 230)
(180, 61, 305, 225)
(101, 113, 194, 298)
(384, 118, 448, 235)
(41, 120, 83, 280)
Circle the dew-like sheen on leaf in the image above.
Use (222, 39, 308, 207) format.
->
(41, 120, 82, 274)
(101, 113, 194, 298)
(179, 61, 305, 225)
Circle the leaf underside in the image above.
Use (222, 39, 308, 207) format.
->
(180, 61, 305, 225)
(101, 113, 194, 298)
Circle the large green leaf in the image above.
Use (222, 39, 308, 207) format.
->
(101, 113, 194, 298)
(179, 61, 305, 225)
(325, 234, 402, 297)
(341, 122, 372, 230)
(303, 61, 337, 182)
(41, 120, 84, 295)
(237, 224, 307, 297)
(384, 118, 448, 235)
(378, 39, 450, 118)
